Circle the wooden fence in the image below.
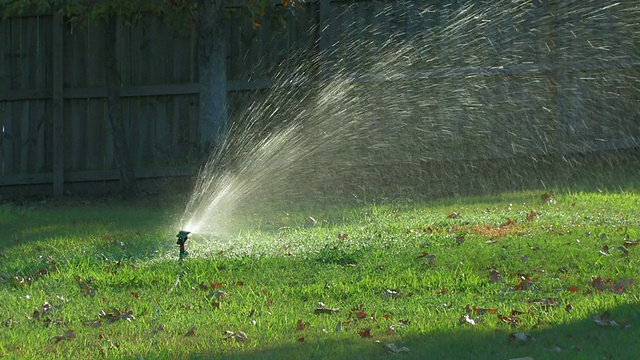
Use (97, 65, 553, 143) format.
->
(1, 0, 639, 197)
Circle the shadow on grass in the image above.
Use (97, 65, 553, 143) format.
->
(0, 199, 184, 277)
(169, 302, 638, 360)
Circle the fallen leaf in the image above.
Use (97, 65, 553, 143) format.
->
(314, 307, 339, 314)
(99, 308, 135, 323)
(612, 278, 634, 294)
(209, 282, 223, 289)
(514, 276, 534, 290)
(591, 276, 607, 291)
(459, 314, 477, 326)
(82, 320, 102, 328)
(386, 321, 409, 335)
(498, 314, 520, 327)
(447, 212, 460, 219)
(509, 332, 533, 342)
(599, 245, 610, 256)
(130, 291, 140, 299)
(356, 311, 367, 320)
(297, 337, 305, 342)
(358, 328, 372, 338)
(623, 239, 639, 247)
(383, 289, 401, 300)
(234, 331, 248, 342)
(435, 288, 449, 295)
(186, 326, 196, 336)
(489, 269, 501, 282)
(207, 290, 228, 300)
(592, 311, 618, 327)
(526, 211, 537, 221)
(541, 192, 554, 202)
(418, 252, 436, 266)
(296, 319, 309, 331)
(567, 285, 579, 292)
(474, 307, 497, 315)
(529, 297, 557, 311)
(52, 330, 75, 343)
(385, 343, 410, 353)
(615, 246, 629, 256)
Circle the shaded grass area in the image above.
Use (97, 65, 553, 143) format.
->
(0, 187, 639, 359)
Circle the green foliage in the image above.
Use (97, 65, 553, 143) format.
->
(2, 0, 300, 28)
(241, 0, 303, 30)
(1, 0, 198, 28)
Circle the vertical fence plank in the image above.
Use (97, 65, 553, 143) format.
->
(34, 15, 49, 174)
(0, 14, 9, 174)
(86, 21, 106, 171)
(52, 12, 64, 196)
(0, 17, 12, 175)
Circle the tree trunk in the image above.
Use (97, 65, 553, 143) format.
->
(197, 0, 228, 151)
(104, 15, 137, 198)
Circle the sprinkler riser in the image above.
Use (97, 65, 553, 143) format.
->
(176, 230, 191, 261)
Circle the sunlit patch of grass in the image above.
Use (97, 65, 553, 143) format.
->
(0, 189, 639, 359)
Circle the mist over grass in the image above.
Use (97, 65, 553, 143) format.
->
(183, 0, 640, 237)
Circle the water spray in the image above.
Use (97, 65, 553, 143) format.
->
(176, 230, 190, 261)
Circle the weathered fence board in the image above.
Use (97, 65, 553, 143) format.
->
(1, 0, 639, 196)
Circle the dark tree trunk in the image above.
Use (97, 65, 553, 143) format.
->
(104, 15, 137, 198)
(197, 0, 228, 151)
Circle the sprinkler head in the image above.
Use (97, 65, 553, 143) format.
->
(176, 231, 190, 260)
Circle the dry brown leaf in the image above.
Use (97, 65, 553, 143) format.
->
(234, 331, 248, 342)
(509, 332, 533, 342)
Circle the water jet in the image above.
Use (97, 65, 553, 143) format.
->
(179, 0, 640, 251)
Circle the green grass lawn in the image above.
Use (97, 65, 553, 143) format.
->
(0, 189, 639, 359)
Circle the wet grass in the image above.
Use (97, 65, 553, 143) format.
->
(0, 189, 639, 359)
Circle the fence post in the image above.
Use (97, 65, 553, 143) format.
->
(52, 12, 64, 196)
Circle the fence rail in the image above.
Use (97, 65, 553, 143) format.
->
(1, 0, 639, 197)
